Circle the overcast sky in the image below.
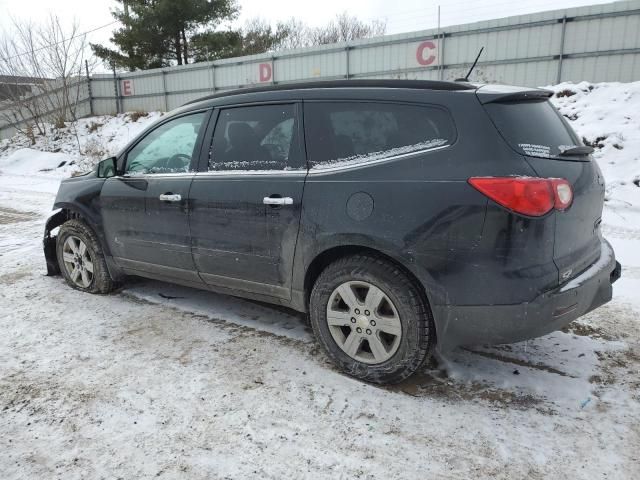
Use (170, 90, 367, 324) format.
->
(0, 0, 617, 48)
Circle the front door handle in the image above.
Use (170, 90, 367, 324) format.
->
(263, 196, 293, 206)
(159, 193, 182, 202)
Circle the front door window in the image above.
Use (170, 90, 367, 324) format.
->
(125, 112, 207, 175)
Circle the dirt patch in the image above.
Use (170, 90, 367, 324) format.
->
(0, 270, 30, 285)
(0, 206, 37, 225)
(562, 321, 615, 341)
(591, 348, 640, 391)
(463, 348, 572, 377)
(388, 365, 549, 412)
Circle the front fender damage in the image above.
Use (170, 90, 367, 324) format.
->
(43, 209, 66, 276)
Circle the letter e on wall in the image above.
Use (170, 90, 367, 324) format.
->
(121, 79, 134, 96)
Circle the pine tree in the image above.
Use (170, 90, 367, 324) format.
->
(91, 0, 238, 70)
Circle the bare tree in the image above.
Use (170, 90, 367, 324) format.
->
(216, 13, 387, 58)
(0, 15, 93, 144)
(309, 13, 386, 45)
(273, 18, 308, 50)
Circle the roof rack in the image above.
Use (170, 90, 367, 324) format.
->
(185, 79, 477, 105)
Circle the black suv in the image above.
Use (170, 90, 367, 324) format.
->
(44, 80, 621, 384)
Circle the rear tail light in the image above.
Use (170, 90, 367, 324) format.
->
(468, 177, 573, 217)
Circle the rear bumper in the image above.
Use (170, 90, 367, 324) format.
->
(434, 239, 620, 350)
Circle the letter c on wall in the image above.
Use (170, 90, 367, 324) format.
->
(416, 41, 437, 66)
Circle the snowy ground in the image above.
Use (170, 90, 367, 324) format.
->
(1, 83, 639, 478)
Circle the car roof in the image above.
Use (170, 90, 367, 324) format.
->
(183, 79, 477, 108)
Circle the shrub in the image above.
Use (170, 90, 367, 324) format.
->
(25, 125, 36, 145)
(82, 138, 107, 160)
(128, 111, 149, 122)
(53, 116, 66, 129)
(582, 135, 607, 149)
(555, 89, 576, 98)
(87, 122, 103, 133)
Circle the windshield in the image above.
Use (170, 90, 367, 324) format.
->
(484, 99, 584, 159)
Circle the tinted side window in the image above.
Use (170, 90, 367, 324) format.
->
(209, 104, 303, 171)
(125, 112, 206, 174)
(304, 102, 455, 168)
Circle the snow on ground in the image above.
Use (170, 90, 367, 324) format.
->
(0, 112, 162, 180)
(1, 83, 639, 478)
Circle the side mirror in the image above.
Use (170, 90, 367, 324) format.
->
(97, 157, 117, 178)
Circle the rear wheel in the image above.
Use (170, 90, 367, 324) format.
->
(309, 254, 434, 384)
(56, 219, 115, 294)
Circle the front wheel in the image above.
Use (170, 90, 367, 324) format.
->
(309, 255, 434, 384)
(56, 219, 115, 294)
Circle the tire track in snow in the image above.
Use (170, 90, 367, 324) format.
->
(602, 225, 640, 240)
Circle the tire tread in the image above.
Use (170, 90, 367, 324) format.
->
(309, 254, 434, 384)
(56, 219, 116, 294)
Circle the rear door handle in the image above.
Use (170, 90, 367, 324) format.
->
(159, 193, 182, 202)
(263, 196, 293, 206)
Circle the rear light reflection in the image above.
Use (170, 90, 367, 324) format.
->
(468, 176, 573, 217)
(552, 179, 573, 210)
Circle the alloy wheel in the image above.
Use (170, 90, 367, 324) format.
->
(61, 235, 94, 288)
(326, 281, 402, 364)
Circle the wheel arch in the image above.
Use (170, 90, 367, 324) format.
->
(303, 244, 439, 324)
(44, 204, 113, 276)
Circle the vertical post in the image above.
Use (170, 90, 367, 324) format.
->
(557, 16, 567, 84)
(162, 70, 168, 111)
(439, 32, 446, 80)
(345, 46, 351, 79)
(271, 56, 276, 85)
(112, 64, 120, 114)
(85, 60, 94, 116)
(437, 5, 442, 80)
(210, 62, 216, 92)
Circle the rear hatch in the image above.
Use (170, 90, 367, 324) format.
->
(478, 86, 606, 285)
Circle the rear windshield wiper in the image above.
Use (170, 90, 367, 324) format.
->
(557, 145, 594, 156)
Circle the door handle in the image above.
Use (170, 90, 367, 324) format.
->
(263, 196, 293, 206)
(159, 193, 182, 202)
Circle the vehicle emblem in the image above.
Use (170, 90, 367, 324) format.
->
(560, 269, 573, 281)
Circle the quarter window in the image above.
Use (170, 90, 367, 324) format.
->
(304, 102, 455, 168)
(209, 104, 303, 171)
(125, 112, 206, 174)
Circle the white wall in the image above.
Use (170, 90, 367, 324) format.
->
(2, 0, 640, 138)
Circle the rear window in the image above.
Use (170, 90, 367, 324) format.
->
(304, 102, 455, 169)
(484, 100, 581, 159)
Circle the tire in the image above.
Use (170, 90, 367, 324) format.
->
(56, 219, 116, 294)
(309, 254, 434, 385)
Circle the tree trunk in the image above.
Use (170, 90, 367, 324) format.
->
(174, 35, 183, 65)
(181, 29, 189, 64)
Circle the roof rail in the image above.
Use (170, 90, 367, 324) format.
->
(185, 79, 477, 106)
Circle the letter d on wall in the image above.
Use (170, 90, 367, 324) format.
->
(259, 63, 272, 82)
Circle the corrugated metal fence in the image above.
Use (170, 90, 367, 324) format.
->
(2, 0, 640, 139)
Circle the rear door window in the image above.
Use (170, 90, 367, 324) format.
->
(303, 102, 455, 168)
(484, 99, 581, 159)
(209, 104, 304, 171)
